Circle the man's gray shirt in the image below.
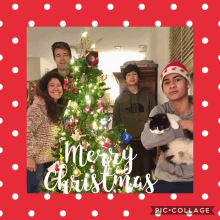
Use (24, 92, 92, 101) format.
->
(141, 97, 193, 182)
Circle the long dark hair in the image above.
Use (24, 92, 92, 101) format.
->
(36, 71, 65, 124)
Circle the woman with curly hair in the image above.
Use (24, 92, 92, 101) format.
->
(27, 70, 65, 193)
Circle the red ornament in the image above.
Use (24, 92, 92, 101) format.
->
(171, 67, 176, 71)
(55, 164, 60, 171)
(83, 106, 92, 113)
(66, 122, 71, 131)
(180, 68, 185, 72)
(98, 99, 102, 109)
(102, 142, 109, 150)
(54, 145, 59, 149)
(64, 79, 68, 90)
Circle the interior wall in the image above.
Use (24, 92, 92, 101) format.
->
(147, 27, 170, 105)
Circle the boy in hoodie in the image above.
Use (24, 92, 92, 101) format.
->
(141, 61, 193, 193)
(113, 64, 156, 179)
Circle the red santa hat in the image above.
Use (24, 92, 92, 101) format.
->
(160, 61, 191, 87)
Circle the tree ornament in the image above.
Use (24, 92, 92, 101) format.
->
(80, 73, 86, 83)
(97, 99, 103, 113)
(71, 129, 85, 141)
(83, 106, 92, 113)
(92, 122, 99, 131)
(102, 136, 111, 150)
(82, 140, 89, 151)
(73, 168, 81, 177)
(89, 165, 95, 173)
(85, 51, 99, 67)
(66, 121, 71, 131)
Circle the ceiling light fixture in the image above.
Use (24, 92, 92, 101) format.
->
(114, 46, 121, 49)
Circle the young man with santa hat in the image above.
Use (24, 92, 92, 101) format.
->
(141, 61, 193, 193)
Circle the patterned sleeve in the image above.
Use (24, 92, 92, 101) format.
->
(27, 96, 46, 157)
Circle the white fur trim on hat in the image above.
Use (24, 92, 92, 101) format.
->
(160, 66, 191, 87)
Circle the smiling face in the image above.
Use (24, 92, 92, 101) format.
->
(47, 78, 63, 102)
(54, 48, 71, 71)
(162, 73, 189, 101)
(125, 71, 139, 86)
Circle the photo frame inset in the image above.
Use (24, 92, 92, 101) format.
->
(0, 0, 219, 219)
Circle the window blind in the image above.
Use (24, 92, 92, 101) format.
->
(169, 27, 193, 75)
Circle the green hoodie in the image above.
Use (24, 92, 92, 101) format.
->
(113, 87, 156, 140)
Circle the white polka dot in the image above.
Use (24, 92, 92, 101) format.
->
(12, 101, 19, 107)
(123, 210, 129, 217)
(75, 4, 82, 10)
(28, 20, 35, 27)
(171, 193, 177, 200)
(92, 210, 98, 217)
(28, 210, 35, 217)
(155, 20, 161, 27)
(44, 193, 50, 200)
(139, 193, 145, 200)
(0, 147, 2, 153)
(218, 84, 220, 90)
(155, 210, 161, 217)
(202, 37, 208, 44)
(0, 211, 2, 217)
(139, 4, 145, 10)
(12, 4, 19, 10)
(12, 130, 19, 137)
(171, 4, 177, 10)
(92, 21, 98, 27)
(202, 101, 208, 107)
(0, 21, 3, 27)
(202, 4, 208, 10)
(12, 193, 19, 200)
(75, 193, 82, 200)
(218, 21, 220, 26)
(0, 54, 3, 61)
(60, 20, 66, 27)
(0, 118, 3, 124)
(12, 67, 19, 73)
(186, 210, 193, 217)
(12, 37, 19, 44)
(107, 193, 114, 200)
(218, 118, 220, 123)
(0, 181, 3, 187)
(218, 211, 220, 216)
(202, 164, 208, 170)
(12, 164, 19, 170)
(202, 67, 208, 73)
(218, 181, 220, 187)
(123, 20, 129, 27)
(0, 84, 2, 90)
(44, 4, 50, 10)
(202, 193, 208, 200)
(60, 210, 66, 217)
(107, 4, 114, 10)
(218, 148, 220, 153)
(202, 130, 208, 137)
(186, 21, 193, 27)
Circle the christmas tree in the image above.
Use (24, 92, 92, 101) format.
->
(43, 31, 151, 194)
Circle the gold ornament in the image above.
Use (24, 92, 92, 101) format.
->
(73, 168, 81, 177)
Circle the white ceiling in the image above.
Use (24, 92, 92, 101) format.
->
(27, 27, 151, 64)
